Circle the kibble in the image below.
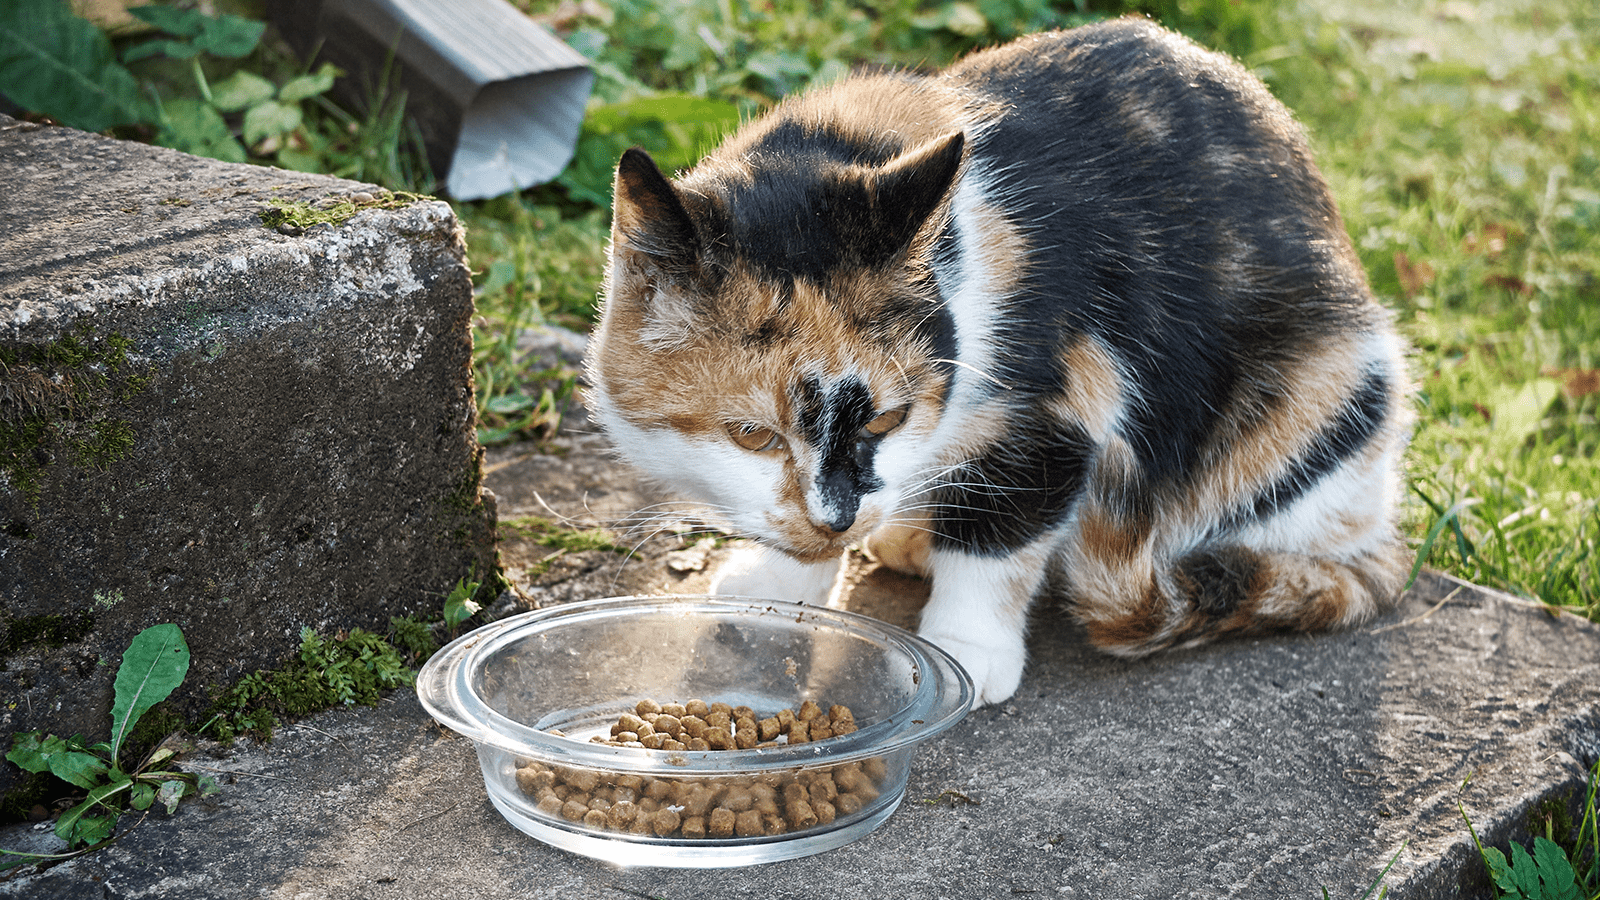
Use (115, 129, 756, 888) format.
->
(518, 698, 887, 841)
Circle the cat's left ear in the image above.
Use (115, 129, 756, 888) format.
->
(865, 131, 966, 258)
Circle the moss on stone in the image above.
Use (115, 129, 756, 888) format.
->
(0, 611, 97, 665)
(0, 324, 150, 506)
(258, 189, 430, 233)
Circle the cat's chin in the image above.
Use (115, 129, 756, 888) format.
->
(770, 538, 849, 564)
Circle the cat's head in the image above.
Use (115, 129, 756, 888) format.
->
(587, 130, 966, 559)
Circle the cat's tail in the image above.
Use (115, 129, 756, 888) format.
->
(1067, 538, 1411, 656)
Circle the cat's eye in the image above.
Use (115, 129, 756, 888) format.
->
(727, 423, 784, 453)
(861, 406, 908, 438)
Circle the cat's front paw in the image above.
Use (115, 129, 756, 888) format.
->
(863, 518, 933, 578)
(916, 626, 1025, 707)
(709, 542, 839, 605)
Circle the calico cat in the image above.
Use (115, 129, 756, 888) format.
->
(585, 17, 1412, 705)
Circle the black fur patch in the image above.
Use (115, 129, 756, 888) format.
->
(951, 20, 1364, 489)
(1175, 545, 1262, 616)
(931, 413, 1093, 555)
(794, 375, 886, 531)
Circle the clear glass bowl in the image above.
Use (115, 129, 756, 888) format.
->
(416, 595, 973, 867)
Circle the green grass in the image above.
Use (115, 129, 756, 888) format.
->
(461, 0, 1600, 626)
(1273, 0, 1600, 618)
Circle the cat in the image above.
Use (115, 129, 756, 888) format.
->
(584, 17, 1412, 706)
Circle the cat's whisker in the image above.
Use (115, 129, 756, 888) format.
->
(930, 357, 1008, 389)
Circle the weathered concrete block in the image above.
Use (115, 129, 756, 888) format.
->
(0, 116, 498, 791)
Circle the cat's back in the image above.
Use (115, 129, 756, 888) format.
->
(947, 18, 1295, 138)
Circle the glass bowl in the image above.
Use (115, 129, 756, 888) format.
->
(416, 595, 973, 868)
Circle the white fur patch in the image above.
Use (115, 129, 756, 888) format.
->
(710, 542, 842, 605)
(917, 540, 1053, 706)
(598, 412, 786, 541)
(931, 158, 1012, 412)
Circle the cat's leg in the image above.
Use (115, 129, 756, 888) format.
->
(916, 539, 1054, 706)
(709, 542, 842, 606)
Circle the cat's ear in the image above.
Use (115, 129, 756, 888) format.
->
(613, 147, 699, 268)
(865, 131, 966, 257)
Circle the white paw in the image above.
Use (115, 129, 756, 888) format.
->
(916, 627, 1025, 707)
(709, 543, 838, 606)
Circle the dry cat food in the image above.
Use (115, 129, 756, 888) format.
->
(513, 698, 886, 839)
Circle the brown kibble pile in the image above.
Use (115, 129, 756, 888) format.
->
(515, 698, 884, 840)
(592, 698, 858, 751)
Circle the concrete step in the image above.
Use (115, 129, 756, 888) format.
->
(1, 426, 1594, 899)
(0, 116, 498, 793)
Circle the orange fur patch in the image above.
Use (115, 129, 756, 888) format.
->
(864, 515, 933, 577)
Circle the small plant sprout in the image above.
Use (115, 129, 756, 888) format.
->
(2, 624, 218, 870)
(442, 576, 484, 635)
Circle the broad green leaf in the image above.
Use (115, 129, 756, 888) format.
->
(127, 6, 263, 58)
(242, 100, 302, 144)
(210, 70, 277, 112)
(278, 64, 338, 104)
(10, 734, 109, 789)
(121, 37, 202, 62)
(109, 624, 190, 764)
(58, 808, 116, 848)
(442, 578, 482, 627)
(1482, 846, 1519, 896)
(1530, 837, 1581, 900)
(156, 780, 185, 815)
(1503, 842, 1542, 898)
(5, 732, 50, 774)
(191, 14, 264, 58)
(0, 0, 151, 132)
(127, 5, 206, 37)
(44, 747, 110, 791)
(129, 782, 156, 811)
(54, 776, 130, 847)
(156, 99, 246, 163)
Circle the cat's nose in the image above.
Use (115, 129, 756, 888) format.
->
(814, 510, 856, 535)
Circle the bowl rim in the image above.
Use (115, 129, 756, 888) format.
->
(417, 594, 974, 773)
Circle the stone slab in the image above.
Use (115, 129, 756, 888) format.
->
(1, 418, 1594, 898)
(0, 117, 498, 790)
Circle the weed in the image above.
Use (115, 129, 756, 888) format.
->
(0, 0, 430, 189)
(1, 625, 218, 869)
(387, 615, 439, 662)
(1461, 756, 1600, 900)
(203, 620, 428, 744)
(501, 516, 623, 555)
(441, 577, 483, 636)
(0, 326, 151, 506)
